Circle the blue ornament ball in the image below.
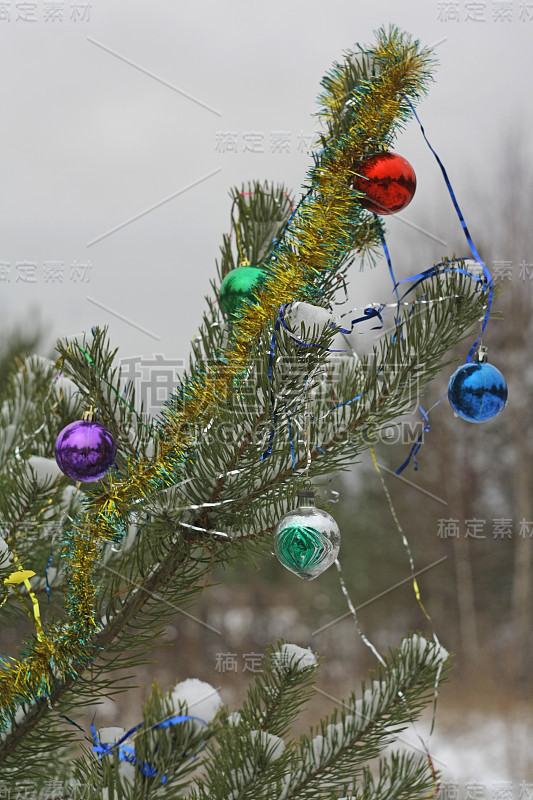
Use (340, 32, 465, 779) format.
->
(448, 361, 508, 422)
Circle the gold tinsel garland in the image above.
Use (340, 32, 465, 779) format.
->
(0, 27, 434, 730)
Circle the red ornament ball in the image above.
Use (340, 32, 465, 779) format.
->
(353, 152, 416, 215)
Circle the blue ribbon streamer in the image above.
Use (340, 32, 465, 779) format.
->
(261, 302, 386, 461)
(329, 257, 483, 418)
(90, 713, 207, 784)
(45, 549, 53, 603)
(394, 260, 483, 295)
(336, 304, 385, 333)
(378, 225, 401, 327)
(390, 101, 496, 472)
(405, 98, 494, 363)
(395, 405, 431, 474)
(278, 305, 339, 349)
(387, 260, 482, 473)
(280, 303, 384, 344)
(59, 713, 206, 785)
(261, 321, 281, 461)
(287, 412, 296, 468)
(59, 713, 86, 733)
(91, 724, 162, 781)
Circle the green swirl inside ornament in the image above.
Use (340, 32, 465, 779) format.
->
(275, 525, 333, 571)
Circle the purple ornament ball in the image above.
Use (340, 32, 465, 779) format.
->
(55, 420, 116, 482)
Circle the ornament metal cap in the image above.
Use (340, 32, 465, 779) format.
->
(297, 489, 315, 506)
(475, 345, 488, 363)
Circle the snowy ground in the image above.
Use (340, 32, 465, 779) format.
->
(398, 710, 533, 790)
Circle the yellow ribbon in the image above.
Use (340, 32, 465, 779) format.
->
(4, 570, 36, 586)
(3, 552, 43, 640)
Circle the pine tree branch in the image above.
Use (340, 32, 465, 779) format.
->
(187, 636, 448, 800)
(0, 30, 485, 798)
(0, 534, 204, 764)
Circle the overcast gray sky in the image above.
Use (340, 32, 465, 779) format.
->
(1, 0, 530, 372)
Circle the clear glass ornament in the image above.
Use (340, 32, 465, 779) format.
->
(274, 490, 340, 580)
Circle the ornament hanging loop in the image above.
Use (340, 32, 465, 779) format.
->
(305, 381, 312, 482)
(475, 344, 488, 363)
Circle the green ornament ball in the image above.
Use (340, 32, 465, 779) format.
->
(219, 266, 266, 318)
(274, 490, 340, 580)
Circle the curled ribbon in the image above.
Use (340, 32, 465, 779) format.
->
(404, 98, 493, 363)
(89, 713, 207, 784)
(382, 98, 496, 472)
(260, 302, 385, 460)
